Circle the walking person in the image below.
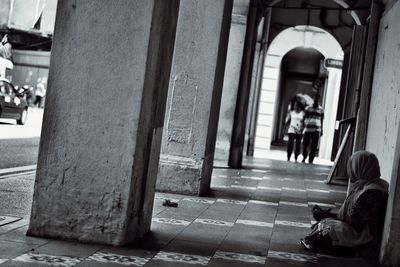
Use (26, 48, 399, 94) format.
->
(302, 95, 324, 164)
(34, 78, 46, 108)
(284, 100, 305, 161)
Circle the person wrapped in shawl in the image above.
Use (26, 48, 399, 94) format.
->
(301, 151, 389, 259)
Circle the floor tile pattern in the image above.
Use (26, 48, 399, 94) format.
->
(0, 157, 382, 266)
(87, 252, 150, 266)
(268, 250, 318, 263)
(153, 251, 210, 265)
(194, 218, 234, 227)
(152, 218, 191, 226)
(12, 253, 81, 266)
(236, 219, 273, 228)
(213, 251, 266, 264)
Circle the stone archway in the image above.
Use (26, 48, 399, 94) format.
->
(254, 25, 343, 162)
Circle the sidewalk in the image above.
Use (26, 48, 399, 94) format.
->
(0, 160, 381, 266)
(0, 107, 43, 140)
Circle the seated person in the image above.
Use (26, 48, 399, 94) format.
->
(301, 151, 389, 259)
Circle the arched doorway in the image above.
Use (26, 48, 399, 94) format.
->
(254, 25, 343, 163)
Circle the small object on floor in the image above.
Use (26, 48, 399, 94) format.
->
(162, 199, 178, 207)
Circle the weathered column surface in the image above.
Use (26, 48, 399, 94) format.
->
(214, 2, 249, 165)
(365, 1, 400, 265)
(157, 0, 233, 195)
(229, 2, 258, 168)
(27, 0, 179, 245)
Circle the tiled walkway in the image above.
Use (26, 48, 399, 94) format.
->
(0, 158, 382, 266)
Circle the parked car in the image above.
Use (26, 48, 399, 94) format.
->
(0, 78, 28, 125)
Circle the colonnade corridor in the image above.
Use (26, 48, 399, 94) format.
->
(0, 159, 382, 266)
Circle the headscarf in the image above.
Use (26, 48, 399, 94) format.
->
(346, 151, 381, 183)
(337, 151, 388, 223)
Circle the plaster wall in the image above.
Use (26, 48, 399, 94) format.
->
(0, 0, 11, 26)
(366, 3, 400, 265)
(28, 0, 179, 245)
(366, 1, 400, 183)
(215, 13, 247, 164)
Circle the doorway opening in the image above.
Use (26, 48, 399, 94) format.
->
(253, 25, 343, 165)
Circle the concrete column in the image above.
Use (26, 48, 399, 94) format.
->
(229, 2, 259, 168)
(27, 0, 179, 245)
(214, 9, 248, 165)
(157, 0, 233, 195)
(353, 1, 381, 152)
(243, 42, 261, 157)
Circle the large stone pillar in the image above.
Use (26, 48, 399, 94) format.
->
(157, 0, 233, 195)
(229, 1, 259, 168)
(214, 1, 249, 165)
(244, 42, 262, 156)
(27, 0, 180, 245)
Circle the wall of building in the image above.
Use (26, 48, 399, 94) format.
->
(366, 2, 400, 265)
(5, 0, 57, 36)
(214, 1, 248, 164)
(7, 50, 50, 88)
(366, 1, 400, 183)
(40, 0, 58, 34)
(254, 26, 343, 160)
(0, 0, 11, 26)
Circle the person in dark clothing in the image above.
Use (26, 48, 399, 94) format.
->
(302, 95, 324, 164)
(301, 151, 389, 259)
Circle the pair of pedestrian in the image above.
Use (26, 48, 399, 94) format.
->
(284, 95, 324, 163)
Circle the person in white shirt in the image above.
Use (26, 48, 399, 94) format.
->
(284, 101, 305, 161)
(35, 78, 46, 108)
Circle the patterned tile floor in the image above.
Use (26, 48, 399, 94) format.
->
(0, 158, 382, 266)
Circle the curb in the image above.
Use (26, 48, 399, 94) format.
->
(0, 165, 37, 176)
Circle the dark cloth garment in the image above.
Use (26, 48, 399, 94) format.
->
(302, 131, 320, 163)
(302, 221, 373, 257)
(337, 151, 388, 236)
(303, 105, 324, 132)
(34, 96, 43, 108)
(303, 151, 389, 259)
(287, 133, 302, 160)
(338, 185, 388, 236)
(311, 205, 337, 221)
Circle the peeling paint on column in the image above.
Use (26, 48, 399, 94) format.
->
(158, 0, 233, 195)
(366, 1, 400, 182)
(166, 71, 198, 144)
(366, 2, 400, 265)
